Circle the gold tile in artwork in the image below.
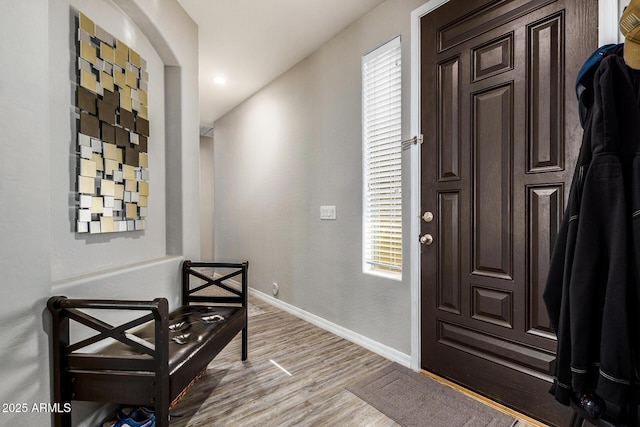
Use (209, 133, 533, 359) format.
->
(123, 164, 135, 180)
(80, 40, 97, 64)
(126, 68, 137, 88)
(125, 203, 138, 219)
(100, 179, 115, 196)
(139, 152, 148, 168)
(138, 195, 148, 207)
(92, 153, 104, 171)
(114, 69, 126, 88)
(101, 72, 114, 92)
(79, 12, 95, 36)
(104, 158, 118, 175)
(100, 42, 115, 64)
(138, 180, 149, 196)
(129, 48, 141, 68)
(139, 105, 148, 119)
(115, 184, 125, 200)
(120, 84, 131, 99)
(91, 197, 104, 214)
(80, 158, 97, 178)
(139, 89, 147, 106)
(103, 142, 118, 161)
(100, 216, 115, 233)
(120, 92, 132, 112)
(125, 179, 137, 192)
(116, 147, 123, 163)
(78, 175, 95, 194)
(80, 69, 97, 93)
(115, 40, 129, 68)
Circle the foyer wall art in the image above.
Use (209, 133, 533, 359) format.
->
(75, 11, 149, 234)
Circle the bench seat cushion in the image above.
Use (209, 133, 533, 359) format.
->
(96, 305, 246, 401)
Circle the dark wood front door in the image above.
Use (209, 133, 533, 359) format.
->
(420, 0, 597, 425)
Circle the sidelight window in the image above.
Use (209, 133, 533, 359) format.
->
(362, 36, 402, 279)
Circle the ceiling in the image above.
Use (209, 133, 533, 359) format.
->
(177, 0, 387, 128)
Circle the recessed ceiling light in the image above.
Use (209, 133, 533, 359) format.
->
(212, 76, 227, 85)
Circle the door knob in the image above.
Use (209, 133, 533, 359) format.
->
(422, 211, 434, 222)
(420, 234, 434, 245)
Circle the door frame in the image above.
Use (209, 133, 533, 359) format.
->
(408, 0, 623, 372)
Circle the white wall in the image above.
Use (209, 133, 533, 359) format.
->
(200, 135, 215, 261)
(213, 0, 427, 357)
(599, 0, 627, 45)
(0, 2, 52, 426)
(0, 0, 198, 425)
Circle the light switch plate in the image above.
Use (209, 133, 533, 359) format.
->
(320, 205, 337, 220)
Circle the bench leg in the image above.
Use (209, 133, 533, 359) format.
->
(242, 326, 248, 361)
(156, 405, 170, 427)
(51, 312, 72, 427)
(52, 409, 71, 427)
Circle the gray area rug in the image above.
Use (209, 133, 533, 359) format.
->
(347, 363, 516, 427)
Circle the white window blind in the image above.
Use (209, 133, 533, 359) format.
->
(362, 36, 402, 278)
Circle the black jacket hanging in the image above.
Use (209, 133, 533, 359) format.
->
(544, 53, 640, 406)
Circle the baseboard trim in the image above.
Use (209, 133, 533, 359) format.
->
(250, 288, 411, 368)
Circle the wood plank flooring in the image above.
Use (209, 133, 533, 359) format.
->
(168, 296, 536, 426)
(169, 296, 396, 426)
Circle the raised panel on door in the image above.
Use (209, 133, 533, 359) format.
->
(527, 12, 565, 173)
(527, 185, 563, 337)
(472, 83, 513, 280)
(437, 191, 461, 314)
(437, 57, 461, 182)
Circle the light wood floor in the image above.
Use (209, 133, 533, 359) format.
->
(168, 296, 535, 426)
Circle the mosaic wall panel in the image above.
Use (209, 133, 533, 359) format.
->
(75, 12, 149, 234)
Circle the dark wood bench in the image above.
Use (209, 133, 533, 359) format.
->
(47, 260, 248, 427)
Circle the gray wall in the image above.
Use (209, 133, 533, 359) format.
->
(213, 0, 427, 356)
(0, 0, 199, 425)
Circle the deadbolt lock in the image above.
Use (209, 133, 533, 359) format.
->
(420, 234, 434, 245)
(422, 211, 434, 222)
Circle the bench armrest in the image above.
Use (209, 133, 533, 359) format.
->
(47, 296, 169, 363)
